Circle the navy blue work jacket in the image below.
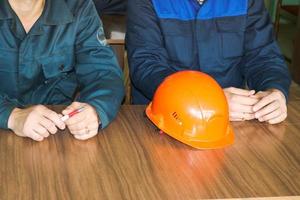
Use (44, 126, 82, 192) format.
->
(0, 0, 125, 129)
(126, 0, 291, 104)
(93, 0, 127, 14)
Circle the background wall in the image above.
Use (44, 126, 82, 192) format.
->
(265, 0, 300, 21)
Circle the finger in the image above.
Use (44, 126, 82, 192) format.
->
(230, 112, 255, 121)
(43, 109, 66, 130)
(65, 112, 87, 126)
(62, 102, 83, 115)
(39, 118, 58, 134)
(252, 91, 269, 99)
(230, 95, 259, 106)
(230, 117, 245, 122)
(70, 121, 99, 135)
(87, 122, 100, 131)
(28, 130, 44, 141)
(68, 118, 89, 133)
(74, 130, 98, 140)
(253, 93, 277, 112)
(68, 121, 98, 133)
(268, 113, 287, 124)
(255, 101, 280, 119)
(33, 125, 50, 138)
(70, 128, 89, 135)
(62, 107, 75, 116)
(258, 108, 282, 122)
(226, 87, 255, 96)
(229, 103, 254, 113)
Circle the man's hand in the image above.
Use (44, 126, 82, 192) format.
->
(62, 102, 100, 140)
(253, 89, 287, 124)
(8, 105, 66, 141)
(223, 87, 259, 121)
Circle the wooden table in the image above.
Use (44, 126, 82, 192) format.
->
(1, 88, 300, 200)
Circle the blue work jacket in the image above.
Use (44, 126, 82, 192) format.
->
(126, 0, 291, 104)
(0, 0, 125, 129)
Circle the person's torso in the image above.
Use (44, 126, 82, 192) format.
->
(132, 0, 249, 104)
(153, 0, 247, 85)
(0, 0, 81, 106)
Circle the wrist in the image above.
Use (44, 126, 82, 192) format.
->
(7, 108, 21, 130)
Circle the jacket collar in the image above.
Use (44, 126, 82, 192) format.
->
(41, 0, 74, 25)
(0, 0, 13, 20)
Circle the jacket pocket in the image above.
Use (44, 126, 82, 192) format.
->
(39, 52, 75, 80)
(0, 48, 18, 95)
(35, 51, 77, 102)
(216, 16, 246, 59)
(160, 20, 196, 68)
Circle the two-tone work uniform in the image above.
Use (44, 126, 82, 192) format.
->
(126, 0, 291, 104)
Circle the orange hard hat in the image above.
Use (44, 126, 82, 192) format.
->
(146, 70, 234, 149)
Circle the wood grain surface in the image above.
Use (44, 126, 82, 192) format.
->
(1, 87, 300, 200)
(214, 197, 300, 200)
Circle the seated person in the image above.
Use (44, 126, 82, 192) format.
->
(0, 0, 124, 141)
(93, 0, 127, 15)
(126, 0, 291, 124)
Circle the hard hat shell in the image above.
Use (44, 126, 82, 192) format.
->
(146, 70, 234, 149)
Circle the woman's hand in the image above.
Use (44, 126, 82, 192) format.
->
(8, 105, 66, 141)
(62, 102, 100, 140)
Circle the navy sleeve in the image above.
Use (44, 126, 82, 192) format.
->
(75, 0, 125, 128)
(126, 0, 175, 100)
(242, 0, 291, 100)
(93, 0, 127, 15)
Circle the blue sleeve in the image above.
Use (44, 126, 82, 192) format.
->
(241, 0, 291, 100)
(74, 0, 125, 128)
(126, 0, 175, 100)
(0, 95, 23, 129)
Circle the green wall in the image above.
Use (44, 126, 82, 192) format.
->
(265, 0, 300, 21)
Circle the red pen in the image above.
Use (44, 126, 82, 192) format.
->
(61, 107, 85, 122)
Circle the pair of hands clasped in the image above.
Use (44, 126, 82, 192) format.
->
(224, 87, 287, 124)
(8, 102, 100, 141)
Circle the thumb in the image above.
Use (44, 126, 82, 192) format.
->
(252, 91, 268, 99)
(62, 103, 79, 115)
(225, 87, 255, 96)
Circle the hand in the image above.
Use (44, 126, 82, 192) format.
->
(7, 105, 66, 141)
(62, 102, 100, 140)
(253, 89, 287, 124)
(223, 87, 259, 121)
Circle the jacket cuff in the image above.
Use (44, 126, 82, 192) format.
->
(259, 84, 290, 102)
(85, 101, 109, 129)
(0, 102, 17, 129)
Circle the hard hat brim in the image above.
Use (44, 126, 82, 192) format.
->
(146, 103, 234, 150)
